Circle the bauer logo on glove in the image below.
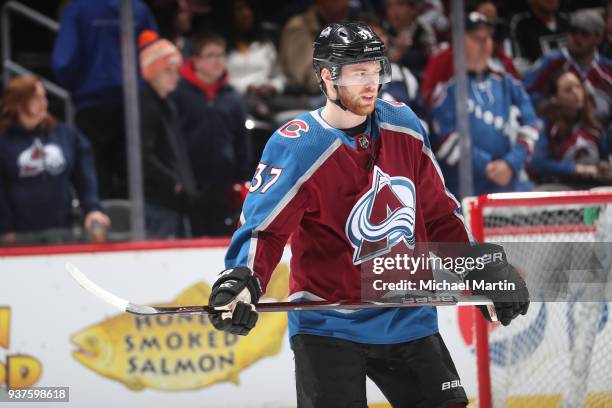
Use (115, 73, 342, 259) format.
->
(462, 243, 530, 326)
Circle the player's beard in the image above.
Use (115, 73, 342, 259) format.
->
(337, 85, 377, 116)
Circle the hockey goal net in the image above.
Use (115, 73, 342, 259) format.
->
(465, 190, 612, 408)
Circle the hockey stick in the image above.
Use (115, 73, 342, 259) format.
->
(66, 263, 497, 320)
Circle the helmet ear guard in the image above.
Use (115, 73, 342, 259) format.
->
(315, 63, 348, 110)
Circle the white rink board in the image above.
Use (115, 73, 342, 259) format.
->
(0, 244, 478, 407)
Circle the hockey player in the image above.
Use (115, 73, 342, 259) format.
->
(208, 22, 529, 407)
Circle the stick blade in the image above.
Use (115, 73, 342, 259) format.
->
(66, 263, 129, 312)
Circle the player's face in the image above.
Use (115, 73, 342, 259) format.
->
(336, 62, 380, 116)
(556, 71, 584, 110)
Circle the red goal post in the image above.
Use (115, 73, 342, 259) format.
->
(464, 190, 612, 408)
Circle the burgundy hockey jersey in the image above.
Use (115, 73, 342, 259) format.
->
(224, 99, 474, 343)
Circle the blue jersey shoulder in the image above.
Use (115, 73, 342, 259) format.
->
(261, 110, 340, 176)
(376, 99, 426, 137)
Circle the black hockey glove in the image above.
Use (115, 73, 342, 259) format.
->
(209, 267, 262, 336)
(463, 243, 530, 326)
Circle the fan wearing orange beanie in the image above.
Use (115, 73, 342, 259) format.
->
(138, 30, 197, 239)
(139, 30, 183, 95)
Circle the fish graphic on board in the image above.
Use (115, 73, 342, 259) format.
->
(71, 264, 289, 391)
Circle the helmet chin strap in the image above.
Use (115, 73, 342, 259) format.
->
(330, 84, 348, 111)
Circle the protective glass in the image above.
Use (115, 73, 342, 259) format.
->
(333, 58, 392, 86)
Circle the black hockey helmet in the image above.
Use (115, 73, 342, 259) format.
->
(313, 21, 391, 97)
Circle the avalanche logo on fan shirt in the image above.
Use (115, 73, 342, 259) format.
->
(17, 138, 66, 177)
(279, 120, 308, 138)
(346, 165, 416, 264)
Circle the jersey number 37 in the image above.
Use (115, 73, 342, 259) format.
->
(249, 163, 283, 194)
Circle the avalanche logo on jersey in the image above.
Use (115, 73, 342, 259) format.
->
(346, 165, 416, 264)
(279, 120, 308, 138)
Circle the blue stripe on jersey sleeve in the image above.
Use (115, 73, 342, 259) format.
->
(225, 112, 339, 270)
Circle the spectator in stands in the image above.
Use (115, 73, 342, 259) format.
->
(384, 0, 436, 80)
(279, 0, 349, 96)
(509, 0, 570, 69)
(415, 0, 450, 45)
(138, 31, 197, 239)
(148, 0, 193, 57)
(467, 0, 519, 77)
(530, 70, 606, 188)
(173, 32, 250, 236)
(51, 0, 158, 199)
(429, 12, 541, 197)
(226, 0, 286, 119)
(523, 9, 612, 128)
(601, 1, 612, 59)
(366, 17, 424, 119)
(468, 0, 496, 27)
(421, 9, 519, 110)
(0, 75, 110, 245)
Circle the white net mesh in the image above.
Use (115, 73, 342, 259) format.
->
(475, 197, 612, 408)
